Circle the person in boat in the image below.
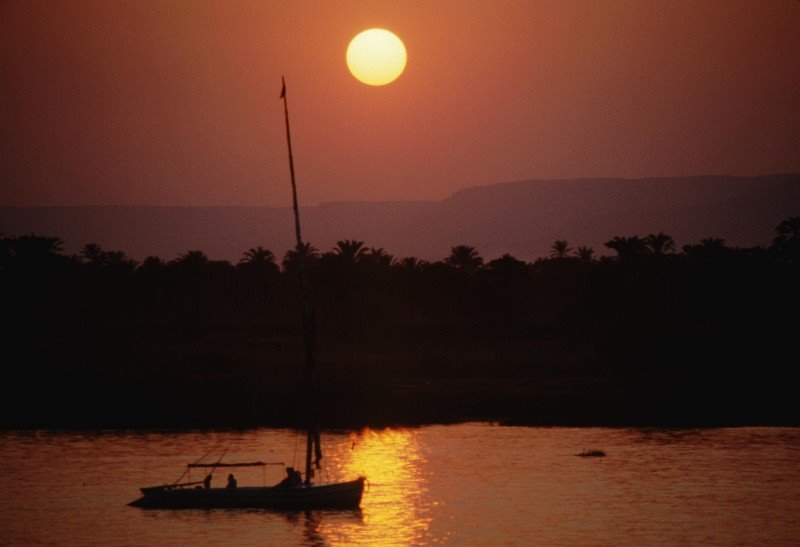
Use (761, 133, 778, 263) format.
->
(226, 473, 237, 489)
(203, 474, 212, 489)
(278, 467, 302, 488)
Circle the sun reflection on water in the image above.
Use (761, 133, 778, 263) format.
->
(320, 428, 433, 544)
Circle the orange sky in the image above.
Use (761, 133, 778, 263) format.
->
(2, 0, 799, 206)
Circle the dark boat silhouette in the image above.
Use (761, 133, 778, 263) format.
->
(129, 468, 365, 509)
(129, 78, 366, 510)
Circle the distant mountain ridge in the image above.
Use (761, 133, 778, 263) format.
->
(2, 174, 798, 262)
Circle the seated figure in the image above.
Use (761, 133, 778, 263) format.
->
(278, 467, 303, 488)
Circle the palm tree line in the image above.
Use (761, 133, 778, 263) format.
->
(2, 218, 798, 430)
(2, 217, 797, 335)
(4, 218, 797, 273)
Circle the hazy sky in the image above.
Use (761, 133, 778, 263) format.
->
(2, 0, 799, 206)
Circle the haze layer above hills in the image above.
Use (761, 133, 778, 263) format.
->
(2, 175, 798, 261)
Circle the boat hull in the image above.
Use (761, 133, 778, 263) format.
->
(129, 477, 365, 509)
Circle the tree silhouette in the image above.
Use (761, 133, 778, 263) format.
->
(445, 245, 483, 272)
(575, 246, 595, 263)
(282, 242, 319, 274)
(138, 255, 166, 272)
(486, 253, 528, 275)
(8, 234, 64, 261)
(364, 247, 394, 268)
(773, 216, 800, 243)
(239, 246, 276, 267)
(700, 238, 727, 250)
(644, 232, 676, 255)
(238, 246, 279, 279)
(5, 234, 68, 276)
(396, 256, 425, 272)
(174, 250, 210, 268)
(103, 250, 138, 272)
(236, 247, 279, 317)
(550, 240, 572, 259)
(80, 243, 105, 265)
(333, 240, 367, 265)
(3, 222, 799, 429)
(683, 238, 728, 261)
(772, 216, 800, 263)
(604, 236, 648, 260)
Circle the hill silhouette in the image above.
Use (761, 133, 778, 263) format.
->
(2, 174, 797, 261)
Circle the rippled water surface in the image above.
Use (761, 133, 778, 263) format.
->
(1, 425, 799, 544)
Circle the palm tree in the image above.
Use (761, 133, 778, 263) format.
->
(644, 232, 676, 255)
(333, 240, 367, 265)
(486, 253, 528, 275)
(282, 242, 319, 274)
(575, 246, 595, 263)
(364, 247, 394, 268)
(137, 255, 166, 273)
(103, 250, 138, 272)
(604, 236, 648, 260)
(80, 243, 106, 265)
(683, 238, 728, 260)
(6, 235, 66, 271)
(239, 246, 277, 266)
(700, 238, 727, 250)
(771, 216, 800, 262)
(395, 256, 425, 272)
(9, 234, 64, 260)
(445, 245, 483, 272)
(175, 250, 210, 267)
(550, 240, 572, 259)
(774, 216, 800, 242)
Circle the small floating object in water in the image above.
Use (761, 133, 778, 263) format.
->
(577, 449, 606, 457)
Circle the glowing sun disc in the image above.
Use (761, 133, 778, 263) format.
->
(346, 28, 407, 86)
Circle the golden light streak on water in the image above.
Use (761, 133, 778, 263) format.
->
(321, 427, 436, 544)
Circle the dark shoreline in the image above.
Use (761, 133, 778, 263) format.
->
(4, 369, 797, 431)
(3, 220, 798, 432)
(4, 322, 797, 432)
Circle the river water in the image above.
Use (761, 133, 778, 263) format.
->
(1, 424, 798, 544)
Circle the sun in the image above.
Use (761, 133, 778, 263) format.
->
(346, 28, 407, 86)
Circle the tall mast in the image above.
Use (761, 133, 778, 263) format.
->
(280, 77, 317, 486)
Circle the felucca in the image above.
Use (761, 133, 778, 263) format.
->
(129, 79, 366, 510)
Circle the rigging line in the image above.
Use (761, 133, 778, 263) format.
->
(194, 448, 215, 465)
(172, 447, 216, 485)
(205, 445, 231, 479)
(173, 468, 190, 486)
(191, 448, 216, 468)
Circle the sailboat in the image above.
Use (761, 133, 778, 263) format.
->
(129, 78, 366, 510)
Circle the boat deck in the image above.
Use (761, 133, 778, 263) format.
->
(129, 477, 365, 509)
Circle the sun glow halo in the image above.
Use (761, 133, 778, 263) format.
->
(346, 28, 407, 86)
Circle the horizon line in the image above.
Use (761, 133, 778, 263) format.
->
(2, 172, 797, 209)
